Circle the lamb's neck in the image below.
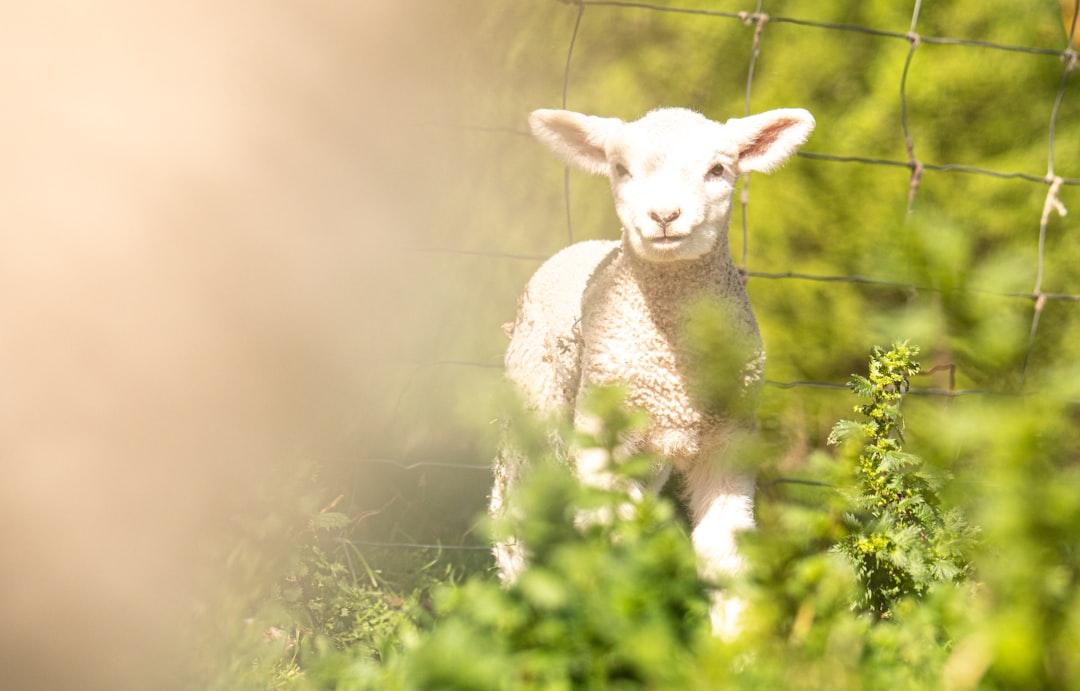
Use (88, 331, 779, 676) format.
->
(621, 238, 741, 297)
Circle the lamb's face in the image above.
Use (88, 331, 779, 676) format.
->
(605, 110, 739, 263)
(528, 106, 814, 264)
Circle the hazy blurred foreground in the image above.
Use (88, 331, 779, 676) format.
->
(0, 2, 488, 688)
(2, 0, 1079, 688)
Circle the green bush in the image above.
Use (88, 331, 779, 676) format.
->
(312, 387, 713, 690)
(202, 344, 1080, 690)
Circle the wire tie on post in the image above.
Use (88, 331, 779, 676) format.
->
(1043, 175, 1068, 221)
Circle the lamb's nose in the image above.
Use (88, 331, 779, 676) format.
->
(649, 209, 681, 228)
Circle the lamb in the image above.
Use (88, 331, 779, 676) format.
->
(491, 105, 815, 636)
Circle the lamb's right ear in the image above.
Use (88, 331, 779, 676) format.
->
(528, 109, 623, 176)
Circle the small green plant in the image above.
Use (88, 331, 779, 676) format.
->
(244, 499, 455, 689)
(828, 342, 975, 617)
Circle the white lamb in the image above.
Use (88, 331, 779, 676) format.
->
(491, 106, 815, 636)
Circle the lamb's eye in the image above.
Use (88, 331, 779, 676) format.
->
(614, 163, 631, 178)
(706, 163, 726, 179)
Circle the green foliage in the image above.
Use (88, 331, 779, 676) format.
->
(252, 351, 982, 690)
(828, 343, 975, 617)
(322, 388, 712, 690)
(182, 475, 461, 691)
(281, 533, 403, 659)
(198, 340, 1080, 690)
(936, 392, 1080, 690)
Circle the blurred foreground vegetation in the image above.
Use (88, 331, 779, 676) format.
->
(191, 342, 1080, 690)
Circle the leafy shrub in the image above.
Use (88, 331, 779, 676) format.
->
(284, 346, 974, 689)
(319, 386, 713, 690)
(203, 344, 1080, 690)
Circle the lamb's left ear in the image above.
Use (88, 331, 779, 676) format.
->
(728, 108, 815, 174)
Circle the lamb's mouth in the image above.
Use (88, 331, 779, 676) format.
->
(648, 234, 689, 247)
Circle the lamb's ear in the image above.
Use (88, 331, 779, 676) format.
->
(728, 108, 815, 174)
(528, 109, 623, 176)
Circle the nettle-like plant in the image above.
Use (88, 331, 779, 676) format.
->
(828, 343, 975, 617)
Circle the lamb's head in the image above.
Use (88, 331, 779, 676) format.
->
(529, 107, 815, 263)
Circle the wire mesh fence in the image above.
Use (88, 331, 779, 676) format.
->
(356, 0, 1080, 551)
(415, 0, 1079, 385)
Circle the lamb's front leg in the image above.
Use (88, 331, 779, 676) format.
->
(683, 461, 756, 638)
(491, 444, 529, 583)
